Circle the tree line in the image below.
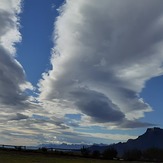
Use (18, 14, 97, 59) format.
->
(81, 146, 163, 161)
(1, 144, 163, 161)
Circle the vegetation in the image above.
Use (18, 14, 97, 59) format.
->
(40, 147, 48, 152)
(102, 147, 117, 160)
(143, 147, 163, 161)
(0, 149, 150, 163)
(123, 149, 142, 161)
(122, 147, 163, 162)
(80, 146, 90, 157)
(92, 150, 101, 158)
(2, 145, 163, 162)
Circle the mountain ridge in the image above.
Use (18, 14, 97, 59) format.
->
(89, 127, 163, 155)
(39, 127, 163, 156)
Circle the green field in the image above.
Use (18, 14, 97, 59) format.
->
(0, 150, 152, 163)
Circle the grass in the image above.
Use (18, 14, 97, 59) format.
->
(0, 150, 152, 163)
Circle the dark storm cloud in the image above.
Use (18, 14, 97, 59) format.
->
(72, 89, 125, 123)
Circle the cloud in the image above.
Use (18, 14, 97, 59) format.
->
(72, 88, 125, 123)
(0, 0, 38, 144)
(1, 0, 162, 145)
(39, 0, 163, 128)
(119, 120, 155, 129)
(0, 0, 32, 110)
(0, 0, 22, 54)
(10, 113, 29, 121)
(0, 46, 28, 107)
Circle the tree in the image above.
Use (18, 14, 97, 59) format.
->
(81, 146, 90, 157)
(92, 150, 101, 158)
(15, 146, 22, 151)
(123, 149, 142, 161)
(143, 148, 163, 161)
(41, 147, 47, 152)
(102, 147, 117, 160)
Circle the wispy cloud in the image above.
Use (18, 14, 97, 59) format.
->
(39, 0, 163, 128)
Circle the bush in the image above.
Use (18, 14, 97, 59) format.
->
(41, 147, 47, 152)
(92, 150, 101, 158)
(102, 147, 117, 160)
(81, 146, 90, 157)
(123, 149, 142, 161)
(143, 148, 163, 161)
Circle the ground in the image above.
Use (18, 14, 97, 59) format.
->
(0, 150, 152, 163)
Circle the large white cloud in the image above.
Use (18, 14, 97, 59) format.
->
(39, 0, 163, 128)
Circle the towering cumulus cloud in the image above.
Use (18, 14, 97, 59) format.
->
(39, 0, 163, 128)
(0, 0, 31, 110)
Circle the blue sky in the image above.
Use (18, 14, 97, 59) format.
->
(0, 0, 163, 146)
(17, 0, 63, 85)
(140, 76, 163, 126)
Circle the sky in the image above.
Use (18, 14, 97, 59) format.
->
(0, 0, 163, 146)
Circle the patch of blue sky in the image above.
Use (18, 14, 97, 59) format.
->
(16, 0, 64, 86)
(32, 114, 50, 121)
(65, 114, 82, 121)
(24, 89, 38, 98)
(140, 75, 163, 128)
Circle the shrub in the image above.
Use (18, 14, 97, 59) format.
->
(92, 150, 101, 158)
(81, 146, 90, 157)
(143, 148, 163, 161)
(102, 147, 117, 160)
(41, 147, 47, 152)
(123, 149, 142, 161)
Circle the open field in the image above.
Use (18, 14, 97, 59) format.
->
(0, 150, 154, 163)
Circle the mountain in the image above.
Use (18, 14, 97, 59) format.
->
(39, 143, 90, 150)
(89, 127, 163, 156)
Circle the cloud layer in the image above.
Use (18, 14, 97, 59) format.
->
(39, 0, 163, 128)
(1, 0, 163, 146)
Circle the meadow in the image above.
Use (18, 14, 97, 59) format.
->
(0, 150, 153, 163)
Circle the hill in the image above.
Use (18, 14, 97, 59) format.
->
(89, 127, 163, 155)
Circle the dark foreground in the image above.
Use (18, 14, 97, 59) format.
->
(0, 150, 155, 163)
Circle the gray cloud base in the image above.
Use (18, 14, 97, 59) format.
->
(72, 88, 125, 123)
(0, 46, 27, 107)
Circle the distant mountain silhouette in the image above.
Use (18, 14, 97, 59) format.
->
(89, 127, 163, 156)
(39, 143, 90, 150)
